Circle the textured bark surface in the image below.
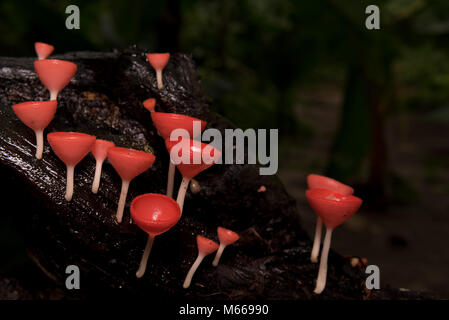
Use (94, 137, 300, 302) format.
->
(0, 47, 433, 300)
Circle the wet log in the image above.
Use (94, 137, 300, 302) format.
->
(0, 47, 430, 299)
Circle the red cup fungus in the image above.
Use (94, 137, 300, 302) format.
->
(12, 100, 57, 159)
(183, 235, 219, 289)
(212, 227, 239, 267)
(146, 53, 170, 89)
(166, 138, 221, 214)
(307, 174, 354, 263)
(34, 59, 77, 100)
(107, 147, 156, 223)
(47, 132, 96, 201)
(143, 98, 156, 113)
(34, 42, 54, 60)
(151, 112, 207, 198)
(306, 188, 362, 294)
(131, 193, 181, 278)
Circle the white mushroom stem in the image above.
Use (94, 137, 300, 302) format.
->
(35, 130, 44, 159)
(212, 243, 226, 267)
(136, 235, 155, 278)
(176, 177, 191, 215)
(156, 69, 163, 89)
(314, 227, 333, 294)
(116, 180, 130, 223)
(65, 165, 75, 201)
(166, 160, 175, 198)
(50, 91, 58, 101)
(183, 253, 205, 289)
(91, 159, 104, 194)
(311, 217, 323, 263)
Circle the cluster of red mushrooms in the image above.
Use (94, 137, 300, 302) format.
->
(11, 43, 363, 294)
(11, 42, 239, 289)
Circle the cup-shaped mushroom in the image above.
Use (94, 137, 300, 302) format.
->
(306, 188, 362, 294)
(152, 113, 207, 197)
(183, 235, 219, 289)
(307, 174, 354, 196)
(151, 112, 207, 140)
(47, 132, 96, 201)
(34, 59, 77, 100)
(166, 138, 221, 214)
(143, 98, 156, 113)
(212, 227, 239, 267)
(306, 174, 354, 263)
(91, 139, 115, 194)
(306, 189, 362, 229)
(146, 53, 170, 89)
(107, 147, 156, 223)
(34, 42, 54, 60)
(12, 100, 57, 159)
(131, 193, 181, 278)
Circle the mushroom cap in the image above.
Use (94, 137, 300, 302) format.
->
(34, 42, 54, 60)
(91, 139, 115, 162)
(47, 132, 96, 166)
(131, 193, 181, 236)
(165, 138, 221, 179)
(34, 59, 77, 94)
(146, 53, 170, 71)
(307, 174, 354, 196)
(151, 112, 207, 140)
(143, 98, 156, 112)
(12, 100, 57, 131)
(197, 235, 219, 256)
(107, 147, 156, 181)
(305, 189, 362, 229)
(217, 227, 239, 246)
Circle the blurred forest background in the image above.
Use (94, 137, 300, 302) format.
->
(1, 0, 449, 297)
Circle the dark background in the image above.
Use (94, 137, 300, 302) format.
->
(1, 0, 448, 298)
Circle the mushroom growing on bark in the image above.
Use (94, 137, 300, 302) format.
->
(146, 53, 170, 89)
(212, 227, 239, 267)
(183, 235, 219, 289)
(12, 100, 57, 159)
(107, 147, 156, 223)
(166, 138, 221, 214)
(91, 139, 115, 194)
(34, 59, 77, 100)
(142, 98, 156, 113)
(307, 174, 354, 263)
(131, 193, 181, 278)
(47, 132, 96, 201)
(34, 42, 54, 60)
(306, 189, 362, 294)
(150, 112, 206, 198)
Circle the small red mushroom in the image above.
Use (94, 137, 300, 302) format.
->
(307, 174, 354, 263)
(12, 100, 57, 159)
(212, 227, 239, 267)
(47, 132, 96, 201)
(183, 235, 219, 289)
(34, 42, 54, 60)
(34, 59, 77, 100)
(131, 193, 181, 278)
(150, 112, 206, 198)
(166, 138, 221, 214)
(142, 98, 156, 113)
(107, 147, 156, 223)
(90, 139, 115, 194)
(146, 53, 170, 89)
(306, 189, 362, 294)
